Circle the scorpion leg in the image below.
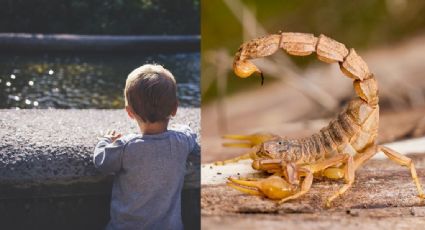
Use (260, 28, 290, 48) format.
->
(321, 146, 364, 180)
(320, 145, 375, 180)
(323, 145, 387, 206)
(252, 159, 299, 184)
(350, 145, 425, 199)
(324, 143, 425, 206)
(325, 155, 355, 207)
(278, 168, 313, 204)
(378, 146, 425, 199)
(278, 154, 348, 204)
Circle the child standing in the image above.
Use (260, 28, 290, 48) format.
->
(93, 64, 198, 230)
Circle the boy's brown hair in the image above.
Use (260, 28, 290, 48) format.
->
(124, 64, 177, 123)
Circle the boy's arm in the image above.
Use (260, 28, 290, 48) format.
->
(93, 131, 127, 174)
(181, 127, 200, 189)
(184, 142, 200, 189)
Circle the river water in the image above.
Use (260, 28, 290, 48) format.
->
(0, 52, 200, 109)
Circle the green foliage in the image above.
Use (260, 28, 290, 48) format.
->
(0, 0, 199, 34)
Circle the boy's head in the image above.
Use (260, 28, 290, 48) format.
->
(124, 64, 178, 123)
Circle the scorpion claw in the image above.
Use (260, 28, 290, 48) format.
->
(222, 142, 254, 148)
(222, 134, 259, 148)
(227, 177, 263, 196)
(222, 133, 279, 148)
(227, 176, 296, 200)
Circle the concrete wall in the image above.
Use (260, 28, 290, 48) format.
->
(0, 109, 200, 230)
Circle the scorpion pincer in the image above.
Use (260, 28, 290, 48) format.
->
(219, 32, 425, 207)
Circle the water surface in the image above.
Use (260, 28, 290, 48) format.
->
(0, 53, 200, 109)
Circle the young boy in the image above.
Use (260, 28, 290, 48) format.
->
(93, 64, 198, 230)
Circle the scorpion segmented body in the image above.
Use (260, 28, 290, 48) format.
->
(219, 32, 424, 206)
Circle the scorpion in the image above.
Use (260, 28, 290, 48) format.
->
(217, 32, 425, 207)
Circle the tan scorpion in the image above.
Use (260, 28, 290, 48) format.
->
(216, 32, 425, 207)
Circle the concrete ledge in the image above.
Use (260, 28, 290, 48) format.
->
(0, 108, 200, 229)
(0, 33, 200, 53)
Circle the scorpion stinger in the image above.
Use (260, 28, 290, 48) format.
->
(233, 34, 281, 79)
(260, 72, 264, 86)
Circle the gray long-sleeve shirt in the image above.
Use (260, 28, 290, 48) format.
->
(93, 125, 198, 230)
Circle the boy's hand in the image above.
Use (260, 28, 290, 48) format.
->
(103, 130, 122, 142)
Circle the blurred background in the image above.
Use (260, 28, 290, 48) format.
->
(0, 0, 200, 109)
(202, 0, 425, 162)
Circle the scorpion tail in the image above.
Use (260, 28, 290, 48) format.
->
(234, 32, 380, 105)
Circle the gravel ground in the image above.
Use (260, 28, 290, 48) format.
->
(0, 108, 200, 184)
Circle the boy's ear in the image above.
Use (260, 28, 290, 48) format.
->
(125, 106, 135, 119)
(171, 101, 178, 116)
